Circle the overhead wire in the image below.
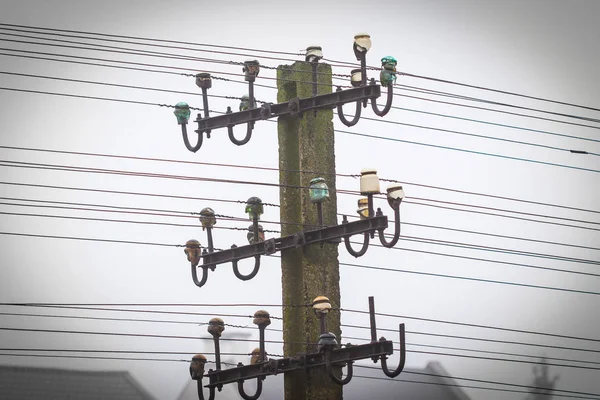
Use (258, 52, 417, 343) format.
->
(339, 261, 600, 297)
(337, 129, 600, 174)
(0, 229, 598, 297)
(3, 144, 597, 215)
(2, 21, 599, 115)
(392, 83, 600, 124)
(348, 112, 598, 156)
(0, 350, 593, 398)
(2, 315, 600, 370)
(9, 28, 600, 135)
(2, 35, 600, 129)
(3, 47, 599, 153)
(2, 80, 598, 175)
(398, 71, 600, 113)
(1, 180, 597, 252)
(4, 205, 596, 279)
(3, 72, 600, 173)
(355, 364, 600, 400)
(4, 304, 600, 349)
(3, 195, 599, 278)
(2, 158, 599, 233)
(3, 194, 597, 266)
(394, 90, 600, 131)
(391, 104, 600, 144)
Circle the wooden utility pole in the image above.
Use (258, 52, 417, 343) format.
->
(277, 61, 342, 400)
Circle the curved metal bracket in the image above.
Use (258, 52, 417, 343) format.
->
(197, 380, 216, 400)
(380, 323, 406, 378)
(191, 265, 211, 288)
(237, 378, 263, 400)
(336, 87, 362, 127)
(378, 205, 401, 248)
(342, 215, 370, 257)
(344, 232, 370, 257)
(228, 121, 254, 146)
(325, 351, 354, 385)
(371, 79, 394, 117)
(232, 255, 261, 281)
(181, 124, 204, 153)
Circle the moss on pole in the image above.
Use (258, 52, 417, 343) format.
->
(277, 61, 342, 400)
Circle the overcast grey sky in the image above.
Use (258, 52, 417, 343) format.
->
(0, 1, 599, 400)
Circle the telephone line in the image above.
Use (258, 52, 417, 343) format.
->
(393, 84, 600, 124)
(399, 71, 600, 113)
(4, 144, 597, 214)
(3, 21, 599, 115)
(10, 29, 600, 129)
(339, 262, 600, 297)
(2, 208, 597, 278)
(3, 42, 598, 128)
(1, 181, 597, 252)
(2, 159, 599, 230)
(0, 230, 598, 296)
(3, 78, 600, 173)
(4, 195, 595, 265)
(351, 113, 598, 156)
(337, 129, 600, 174)
(5, 304, 600, 348)
(395, 91, 600, 131)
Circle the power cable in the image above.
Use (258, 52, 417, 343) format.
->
(4, 305, 600, 352)
(356, 364, 600, 399)
(0, 39, 600, 128)
(3, 80, 599, 174)
(393, 84, 600, 124)
(1, 180, 597, 252)
(4, 195, 596, 266)
(4, 144, 597, 215)
(337, 129, 600, 174)
(392, 104, 600, 144)
(2, 206, 596, 278)
(0, 23, 303, 58)
(5, 304, 600, 367)
(342, 309, 600, 344)
(339, 261, 600, 297)
(0, 50, 277, 90)
(344, 326, 600, 355)
(0, 229, 598, 297)
(402, 199, 600, 232)
(350, 112, 598, 156)
(2, 159, 599, 231)
(399, 71, 600, 113)
(4, 20, 598, 116)
(0, 70, 254, 103)
(395, 91, 600, 131)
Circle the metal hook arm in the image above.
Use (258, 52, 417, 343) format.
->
(237, 378, 263, 400)
(197, 381, 216, 400)
(228, 122, 254, 146)
(191, 265, 211, 288)
(342, 215, 370, 257)
(371, 81, 394, 117)
(380, 323, 406, 378)
(232, 255, 261, 281)
(181, 124, 203, 153)
(337, 99, 362, 127)
(344, 232, 370, 258)
(378, 205, 401, 248)
(325, 351, 354, 385)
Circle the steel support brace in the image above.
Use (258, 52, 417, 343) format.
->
(204, 340, 393, 388)
(195, 85, 381, 132)
(201, 216, 388, 268)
